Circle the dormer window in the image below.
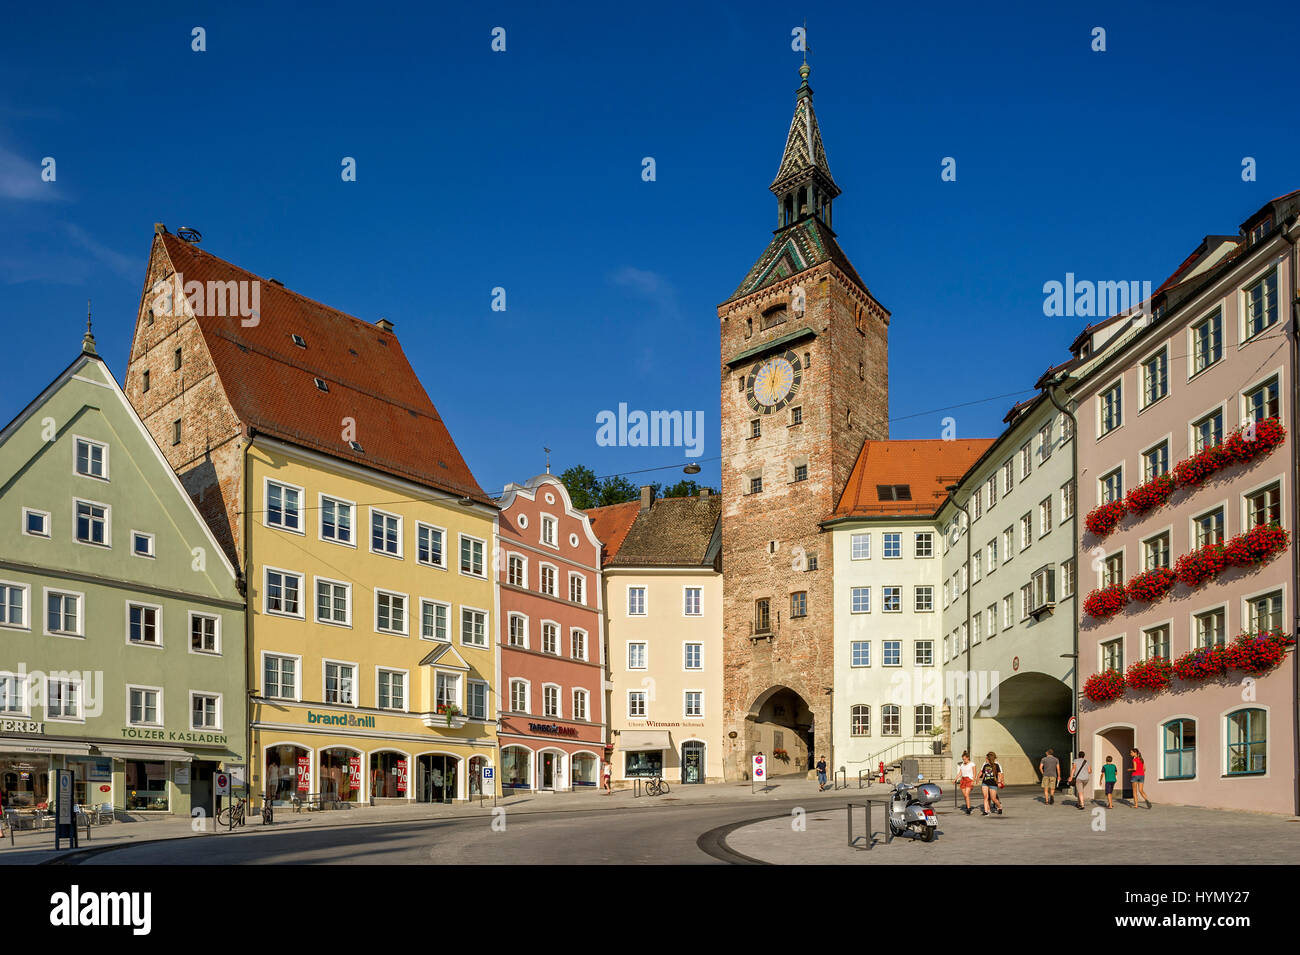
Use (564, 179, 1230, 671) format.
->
(314, 378, 329, 392)
(291, 334, 307, 348)
(349, 440, 364, 453)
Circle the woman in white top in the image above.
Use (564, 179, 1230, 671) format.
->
(1067, 751, 1090, 810)
(954, 752, 977, 815)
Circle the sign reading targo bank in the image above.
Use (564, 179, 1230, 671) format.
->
(121, 728, 228, 744)
(527, 722, 579, 737)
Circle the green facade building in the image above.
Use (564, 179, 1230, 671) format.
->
(0, 329, 245, 820)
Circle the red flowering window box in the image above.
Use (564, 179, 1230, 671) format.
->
(1084, 500, 1127, 538)
(1125, 656, 1173, 693)
(1083, 585, 1128, 619)
(1124, 567, 1176, 603)
(1223, 523, 1290, 568)
(1222, 417, 1286, 463)
(1084, 669, 1125, 703)
(1173, 542, 1226, 588)
(1172, 645, 1228, 681)
(1124, 474, 1175, 514)
(1223, 629, 1293, 673)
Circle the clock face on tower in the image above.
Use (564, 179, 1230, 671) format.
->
(746, 350, 802, 414)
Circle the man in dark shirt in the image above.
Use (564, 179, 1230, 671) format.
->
(1039, 748, 1060, 805)
(815, 756, 828, 791)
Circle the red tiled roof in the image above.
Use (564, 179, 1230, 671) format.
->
(158, 234, 489, 504)
(832, 439, 995, 520)
(584, 501, 641, 565)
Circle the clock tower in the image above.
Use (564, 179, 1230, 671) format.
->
(719, 64, 890, 780)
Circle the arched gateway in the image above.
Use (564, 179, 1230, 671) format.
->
(732, 685, 817, 779)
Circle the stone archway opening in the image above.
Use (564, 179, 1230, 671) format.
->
(746, 685, 816, 776)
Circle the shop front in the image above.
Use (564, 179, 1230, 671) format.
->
(618, 730, 673, 780)
(497, 716, 606, 793)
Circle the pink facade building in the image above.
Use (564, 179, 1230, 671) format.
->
(496, 475, 607, 791)
(1068, 191, 1298, 814)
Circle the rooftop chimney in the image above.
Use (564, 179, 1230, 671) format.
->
(377, 318, 394, 333)
(154, 223, 167, 235)
(639, 485, 653, 511)
(698, 488, 711, 497)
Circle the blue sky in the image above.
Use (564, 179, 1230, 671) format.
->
(2, 1, 1296, 497)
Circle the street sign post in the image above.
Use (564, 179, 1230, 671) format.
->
(54, 769, 77, 850)
(215, 771, 232, 831)
(1067, 716, 1078, 735)
(751, 754, 767, 794)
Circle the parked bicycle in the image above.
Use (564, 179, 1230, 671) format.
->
(217, 797, 246, 828)
(645, 776, 671, 796)
(261, 796, 274, 826)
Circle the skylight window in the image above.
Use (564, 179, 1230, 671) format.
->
(876, 484, 912, 501)
(291, 334, 307, 348)
(314, 378, 329, 392)
(349, 440, 364, 453)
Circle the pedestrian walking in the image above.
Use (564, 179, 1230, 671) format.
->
(1100, 755, 1118, 808)
(1038, 748, 1060, 805)
(979, 751, 1004, 816)
(602, 761, 612, 795)
(1067, 751, 1090, 810)
(954, 751, 977, 814)
(1129, 748, 1151, 808)
(815, 755, 828, 791)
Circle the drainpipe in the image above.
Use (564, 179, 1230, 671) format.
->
(1282, 219, 1299, 818)
(1044, 379, 1080, 760)
(243, 428, 255, 812)
(946, 488, 973, 759)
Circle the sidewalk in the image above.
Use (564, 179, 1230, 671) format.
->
(723, 785, 1300, 864)
(1, 773, 841, 865)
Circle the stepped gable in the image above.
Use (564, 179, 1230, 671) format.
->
(159, 233, 490, 504)
(832, 438, 995, 520)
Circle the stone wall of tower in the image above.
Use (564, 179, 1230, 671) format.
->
(122, 239, 246, 569)
(718, 262, 889, 781)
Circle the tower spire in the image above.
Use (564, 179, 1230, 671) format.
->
(82, 299, 97, 355)
(771, 60, 839, 229)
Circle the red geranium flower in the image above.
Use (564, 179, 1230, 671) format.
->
(1222, 629, 1293, 673)
(1085, 500, 1128, 538)
(1223, 523, 1290, 567)
(1172, 645, 1228, 681)
(1084, 669, 1125, 703)
(1124, 567, 1177, 603)
(1125, 474, 1175, 514)
(1173, 542, 1226, 588)
(1083, 585, 1128, 619)
(1125, 656, 1173, 693)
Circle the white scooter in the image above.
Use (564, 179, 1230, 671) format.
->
(887, 779, 942, 842)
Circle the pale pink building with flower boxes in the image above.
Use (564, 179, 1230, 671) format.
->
(1065, 191, 1298, 815)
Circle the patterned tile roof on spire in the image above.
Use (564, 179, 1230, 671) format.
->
(726, 216, 867, 302)
(156, 232, 491, 505)
(770, 68, 839, 197)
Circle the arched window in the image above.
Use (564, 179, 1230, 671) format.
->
(881, 704, 901, 736)
(914, 704, 934, 735)
(1161, 719, 1196, 779)
(850, 705, 870, 736)
(1226, 708, 1267, 775)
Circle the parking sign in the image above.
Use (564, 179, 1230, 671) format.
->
(752, 754, 765, 780)
(215, 772, 231, 796)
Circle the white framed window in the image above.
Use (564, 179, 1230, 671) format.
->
(466, 680, 488, 719)
(1191, 408, 1224, 453)
(189, 612, 221, 654)
(313, 577, 350, 626)
(0, 581, 30, 630)
(986, 475, 998, 510)
(851, 705, 870, 736)
(507, 554, 527, 588)
(377, 669, 407, 711)
(44, 588, 83, 637)
(882, 533, 902, 558)
(1246, 589, 1283, 633)
(684, 642, 703, 670)
(1244, 270, 1280, 337)
(73, 437, 109, 480)
(74, 499, 109, 547)
(510, 679, 530, 713)
(459, 534, 486, 578)
(370, 508, 402, 557)
(628, 691, 647, 718)
(323, 660, 356, 705)
(627, 586, 647, 616)
(571, 628, 588, 661)
(507, 613, 528, 648)
(850, 533, 871, 560)
(539, 564, 557, 597)
(915, 640, 934, 666)
(1001, 459, 1014, 494)
(265, 479, 303, 532)
(263, 567, 303, 618)
(1098, 380, 1122, 436)
(47, 677, 82, 721)
(1193, 506, 1225, 548)
(1019, 513, 1032, 551)
(683, 586, 702, 616)
(1243, 375, 1280, 424)
(262, 652, 300, 700)
(126, 603, 162, 647)
(435, 671, 462, 711)
(375, 590, 408, 635)
(1039, 497, 1052, 537)
(0, 672, 28, 714)
(569, 573, 586, 605)
(460, 606, 488, 647)
(416, 522, 446, 568)
(420, 599, 450, 641)
(540, 514, 558, 547)
(628, 642, 647, 670)
(572, 689, 589, 722)
(1002, 594, 1014, 630)
(1062, 559, 1076, 597)
(541, 621, 559, 655)
(319, 495, 354, 545)
(22, 507, 51, 538)
(850, 586, 870, 613)
(190, 691, 221, 730)
(1018, 442, 1033, 479)
(1190, 309, 1223, 375)
(986, 605, 997, 638)
(987, 538, 998, 571)
(1002, 527, 1013, 563)
(850, 641, 870, 667)
(543, 684, 561, 718)
(684, 691, 703, 718)
(882, 640, 901, 666)
(127, 685, 162, 726)
(1194, 607, 1227, 648)
(1099, 468, 1123, 506)
(1244, 481, 1282, 528)
(1031, 566, 1056, 613)
(1140, 347, 1169, 408)
(130, 531, 155, 558)
(914, 532, 933, 558)
(914, 586, 933, 612)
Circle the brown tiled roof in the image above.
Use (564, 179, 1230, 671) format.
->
(157, 233, 490, 504)
(606, 496, 721, 568)
(832, 439, 995, 520)
(584, 501, 641, 565)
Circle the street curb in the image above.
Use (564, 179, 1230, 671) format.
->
(696, 813, 790, 865)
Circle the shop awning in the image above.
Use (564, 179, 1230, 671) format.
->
(6, 741, 94, 756)
(97, 745, 195, 762)
(618, 730, 673, 752)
